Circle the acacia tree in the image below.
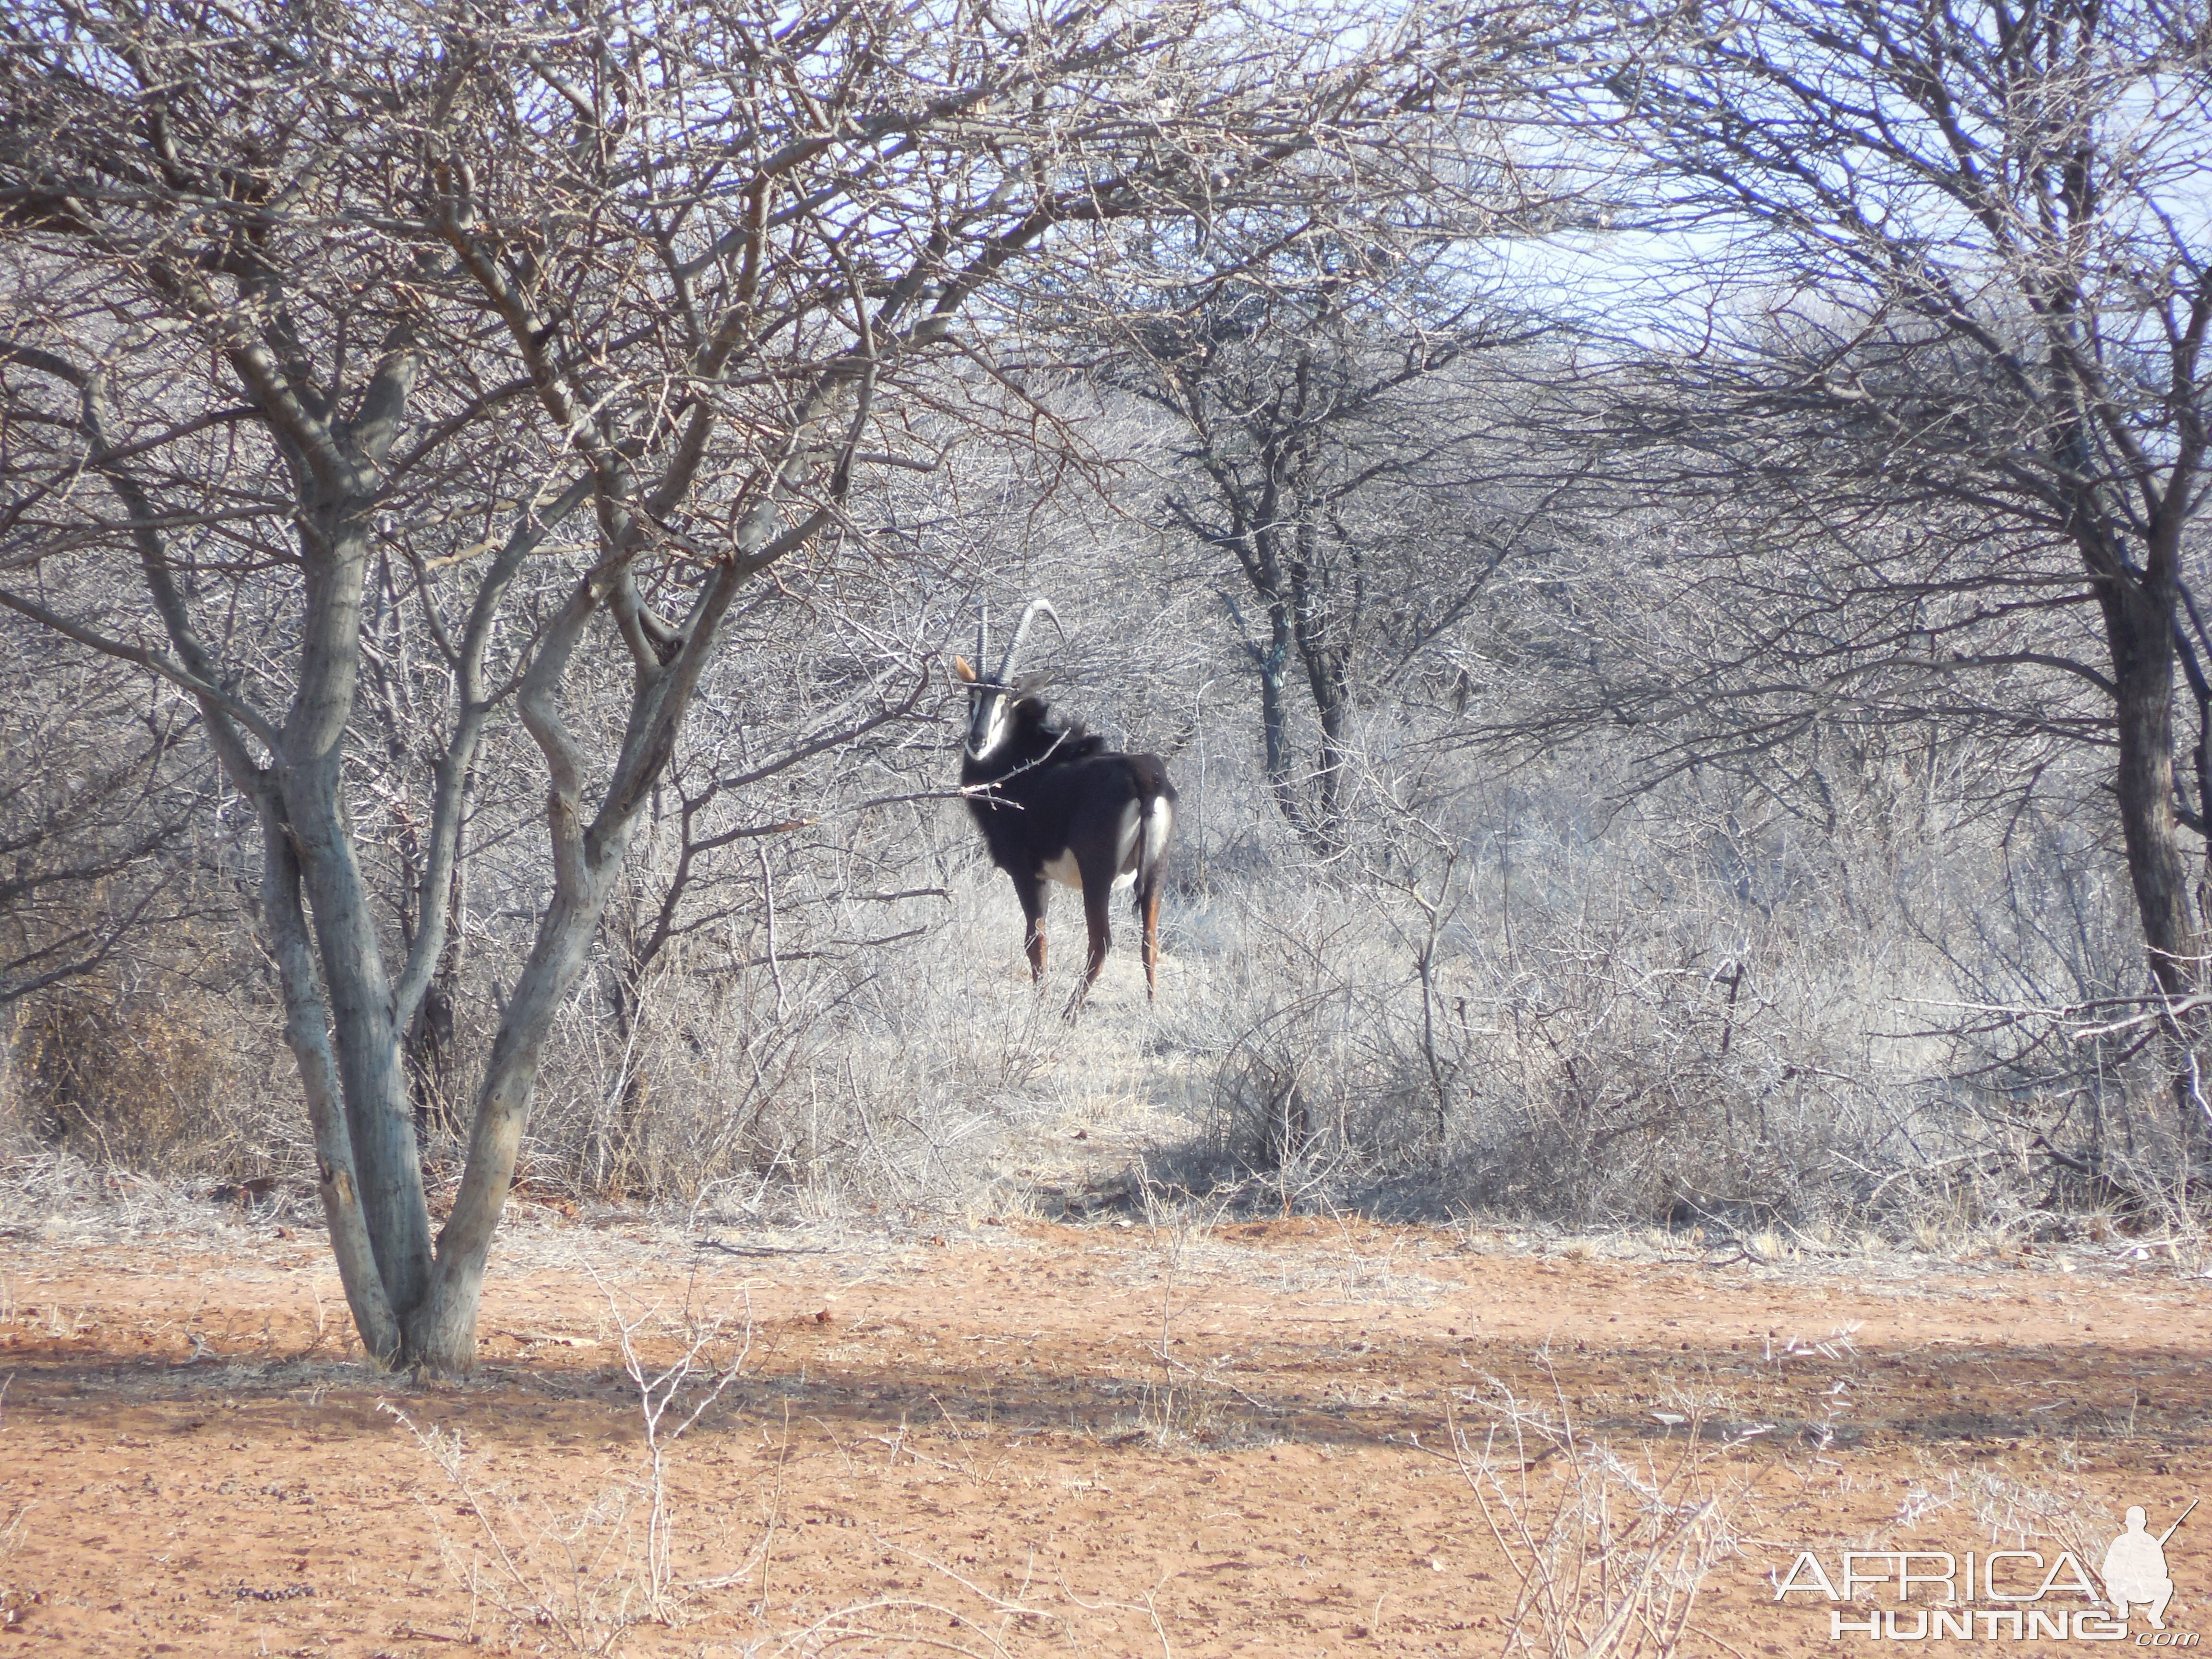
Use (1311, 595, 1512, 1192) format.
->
(1095, 234, 1539, 847)
(0, 0, 1502, 1370)
(1568, 0, 2212, 1012)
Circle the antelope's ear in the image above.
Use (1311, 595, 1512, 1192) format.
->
(952, 655, 976, 683)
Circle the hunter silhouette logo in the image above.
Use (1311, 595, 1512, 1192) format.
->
(2105, 1501, 2194, 1631)
(1776, 1495, 2200, 1642)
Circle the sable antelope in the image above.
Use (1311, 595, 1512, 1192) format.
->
(953, 600, 1177, 1009)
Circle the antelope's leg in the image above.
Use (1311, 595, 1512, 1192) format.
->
(1060, 865, 1114, 1020)
(1080, 883, 1112, 989)
(1140, 881, 1163, 1000)
(1012, 872, 1048, 982)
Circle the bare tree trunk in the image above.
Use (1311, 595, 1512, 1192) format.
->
(2095, 549, 2212, 1133)
(1312, 674, 1350, 847)
(2104, 582, 2200, 994)
(1293, 586, 1352, 851)
(406, 775, 468, 1136)
(1258, 604, 1303, 831)
(278, 501, 435, 1323)
(255, 791, 402, 1365)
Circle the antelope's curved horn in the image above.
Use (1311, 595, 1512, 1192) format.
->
(975, 606, 988, 675)
(995, 598, 1063, 684)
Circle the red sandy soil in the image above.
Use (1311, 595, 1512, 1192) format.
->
(1, 1208, 2207, 1656)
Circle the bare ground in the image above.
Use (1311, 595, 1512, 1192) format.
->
(1, 1202, 2208, 1656)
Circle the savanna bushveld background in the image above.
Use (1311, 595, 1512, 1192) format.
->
(2, 3, 2211, 1654)
(0, 0, 2207, 1357)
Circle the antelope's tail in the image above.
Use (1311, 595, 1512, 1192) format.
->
(1131, 757, 1177, 890)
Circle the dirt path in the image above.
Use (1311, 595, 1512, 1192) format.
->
(2, 1211, 2207, 1655)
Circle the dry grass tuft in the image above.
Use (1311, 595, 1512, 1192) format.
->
(385, 1277, 754, 1650)
(1450, 1385, 1752, 1658)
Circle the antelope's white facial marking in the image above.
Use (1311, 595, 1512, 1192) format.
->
(965, 689, 1012, 760)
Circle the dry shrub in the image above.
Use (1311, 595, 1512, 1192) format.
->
(7, 969, 284, 1176)
(1958, 1471, 2118, 1577)
(0, 1495, 33, 1636)
(505, 875, 1062, 1213)
(1130, 731, 2187, 1238)
(386, 1277, 754, 1648)
(1452, 1388, 1750, 1658)
(1162, 865, 1897, 1229)
(0, 635, 2179, 1250)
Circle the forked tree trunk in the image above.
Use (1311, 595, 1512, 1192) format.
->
(257, 473, 437, 1361)
(249, 566, 666, 1372)
(400, 851, 636, 1370)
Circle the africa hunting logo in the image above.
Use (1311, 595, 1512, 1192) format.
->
(1774, 1500, 2198, 1644)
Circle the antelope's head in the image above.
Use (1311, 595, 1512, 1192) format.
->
(954, 598, 1060, 761)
